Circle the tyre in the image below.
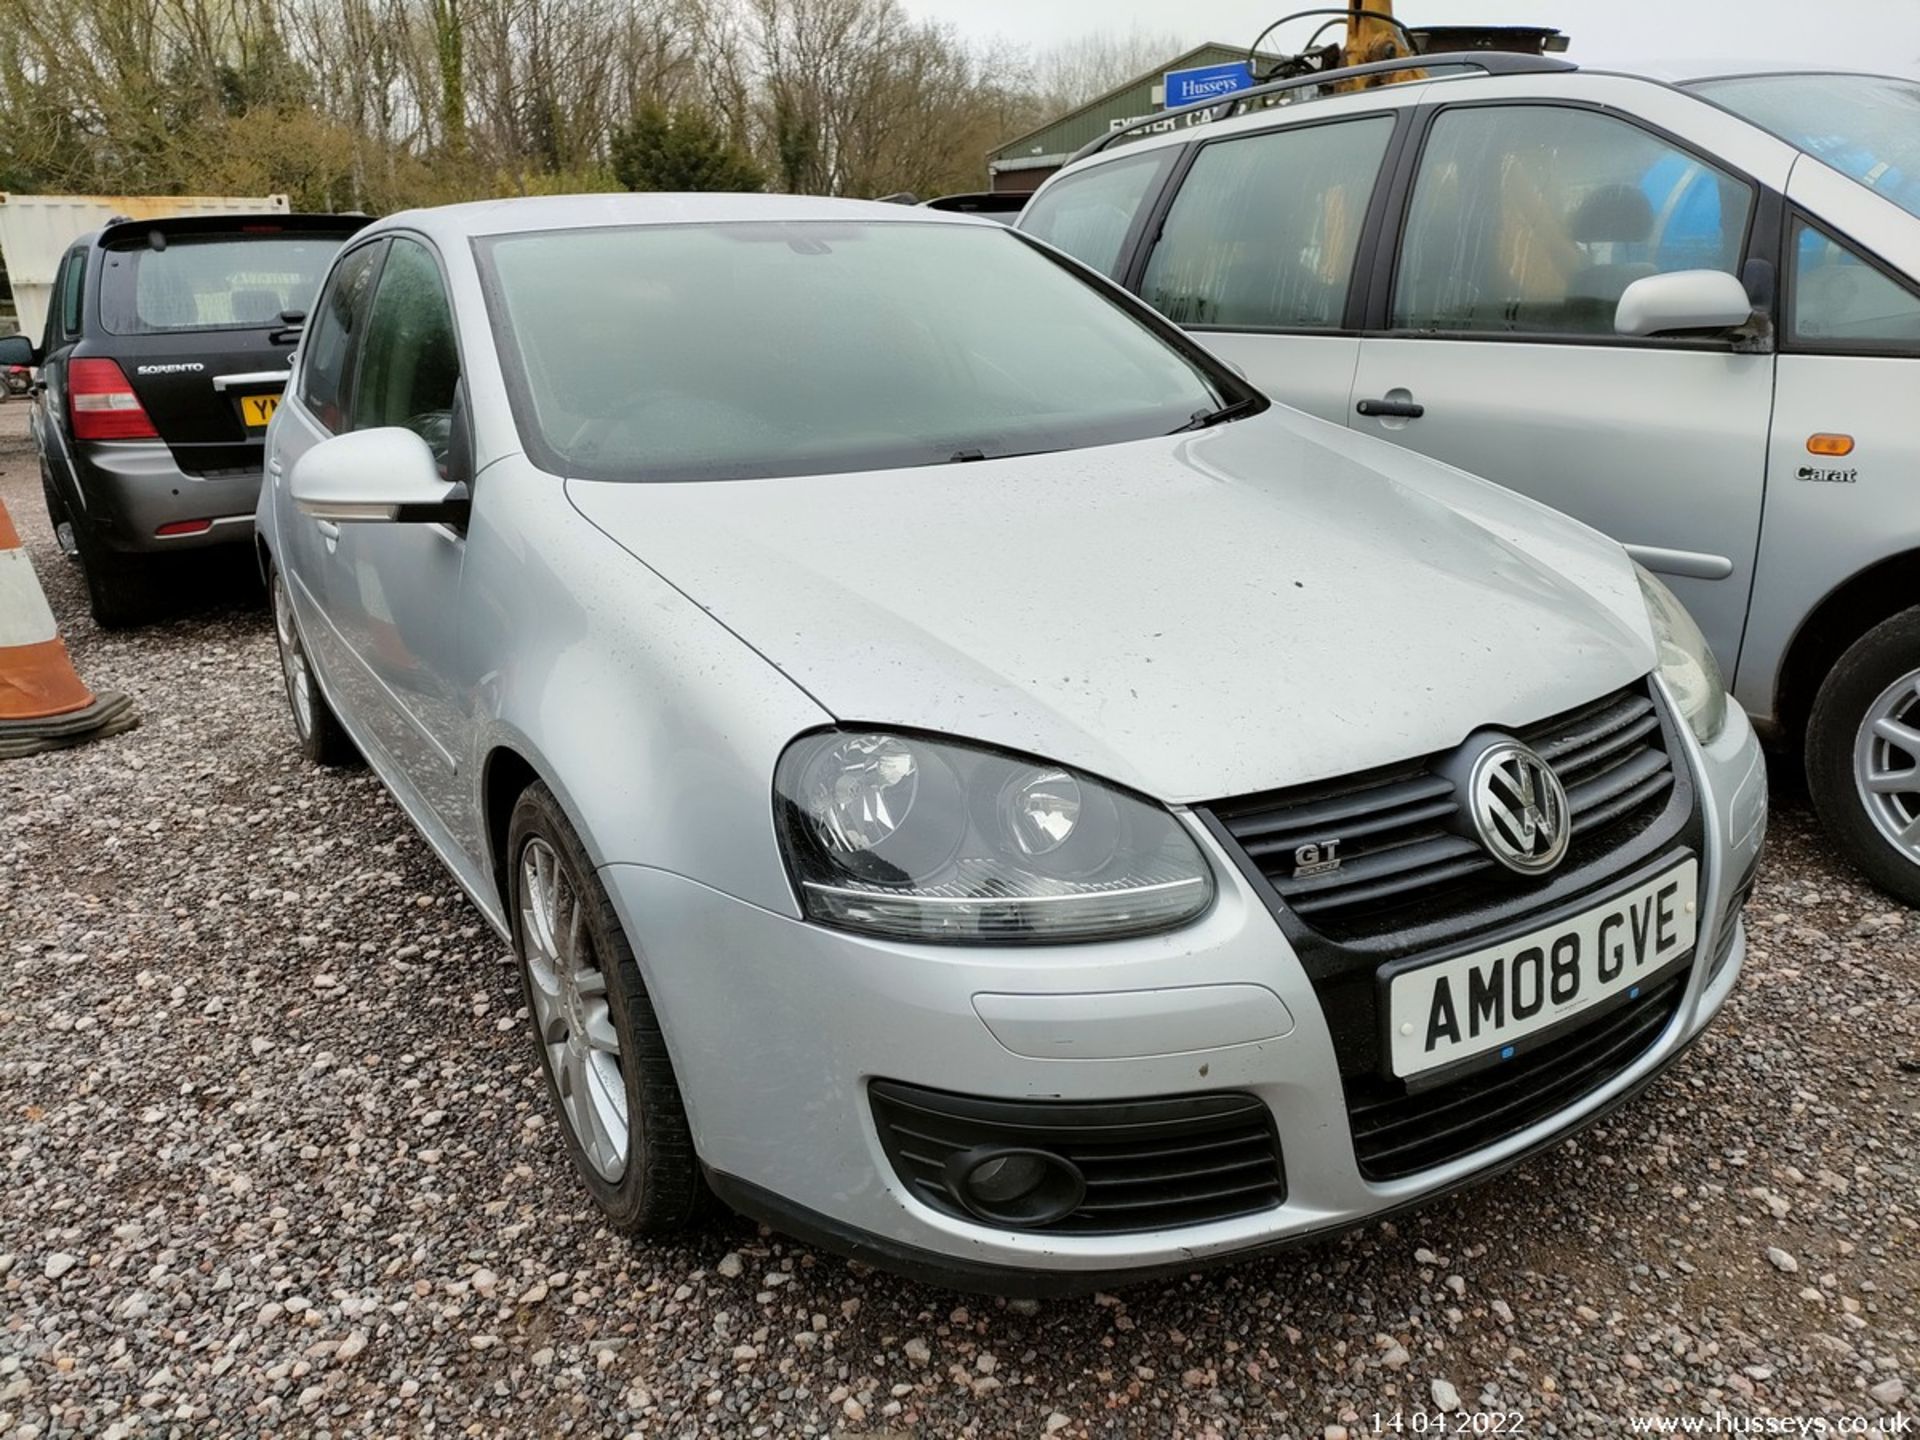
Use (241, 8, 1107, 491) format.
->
(1806, 605, 1920, 906)
(507, 782, 705, 1233)
(269, 563, 356, 767)
(67, 507, 156, 628)
(40, 469, 78, 562)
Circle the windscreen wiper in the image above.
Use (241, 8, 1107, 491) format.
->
(1169, 397, 1259, 433)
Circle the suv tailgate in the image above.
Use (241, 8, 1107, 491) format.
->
(93, 214, 371, 473)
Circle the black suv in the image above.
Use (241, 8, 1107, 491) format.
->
(0, 213, 369, 626)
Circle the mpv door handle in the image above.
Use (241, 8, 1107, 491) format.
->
(1356, 396, 1425, 419)
(317, 519, 340, 550)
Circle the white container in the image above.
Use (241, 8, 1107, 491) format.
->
(0, 192, 290, 340)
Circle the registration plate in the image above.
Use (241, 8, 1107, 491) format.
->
(1387, 858, 1698, 1079)
(240, 393, 280, 428)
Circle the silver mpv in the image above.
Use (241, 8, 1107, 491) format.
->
(1020, 61, 1920, 906)
(257, 194, 1765, 1292)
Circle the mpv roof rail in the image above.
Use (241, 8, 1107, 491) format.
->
(1069, 50, 1577, 165)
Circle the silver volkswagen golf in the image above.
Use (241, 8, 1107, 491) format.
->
(256, 193, 1766, 1293)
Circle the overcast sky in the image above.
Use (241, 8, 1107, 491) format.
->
(896, 0, 1920, 77)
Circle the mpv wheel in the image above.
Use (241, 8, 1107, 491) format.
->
(507, 783, 704, 1232)
(1807, 606, 1920, 906)
(269, 564, 355, 766)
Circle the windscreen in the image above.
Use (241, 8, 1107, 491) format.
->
(101, 233, 348, 335)
(475, 220, 1232, 483)
(1693, 73, 1920, 220)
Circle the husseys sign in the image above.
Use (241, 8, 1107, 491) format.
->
(1164, 60, 1255, 107)
(1107, 60, 1258, 138)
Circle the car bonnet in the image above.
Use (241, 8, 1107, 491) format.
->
(564, 408, 1655, 804)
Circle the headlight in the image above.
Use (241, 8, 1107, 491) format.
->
(1636, 566, 1727, 744)
(774, 730, 1214, 943)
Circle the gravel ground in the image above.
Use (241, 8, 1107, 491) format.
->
(1, 399, 1915, 1439)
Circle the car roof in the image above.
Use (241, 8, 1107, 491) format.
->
(373, 192, 993, 245)
(1608, 59, 1905, 84)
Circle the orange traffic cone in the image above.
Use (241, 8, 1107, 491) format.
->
(0, 498, 137, 758)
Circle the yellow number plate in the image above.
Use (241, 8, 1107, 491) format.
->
(240, 393, 280, 428)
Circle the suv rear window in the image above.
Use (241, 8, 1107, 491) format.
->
(100, 234, 347, 335)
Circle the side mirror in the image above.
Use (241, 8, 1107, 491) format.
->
(0, 334, 39, 367)
(1615, 270, 1755, 338)
(290, 427, 468, 525)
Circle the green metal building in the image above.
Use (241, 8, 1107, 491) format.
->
(986, 42, 1266, 194)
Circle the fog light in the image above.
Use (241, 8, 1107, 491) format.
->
(968, 1153, 1047, 1203)
(943, 1145, 1085, 1227)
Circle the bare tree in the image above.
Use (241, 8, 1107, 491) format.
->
(1031, 24, 1186, 111)
(0, 0, 1051, 208)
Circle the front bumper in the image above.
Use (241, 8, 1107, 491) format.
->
(600, 700, 1765, 1292)
(70, 440, 260, 552)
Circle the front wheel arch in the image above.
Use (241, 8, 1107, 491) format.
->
(481, 744, 542, 920)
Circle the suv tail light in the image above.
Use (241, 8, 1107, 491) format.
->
(69, 358, 158, 441)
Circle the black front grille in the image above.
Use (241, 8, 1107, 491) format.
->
(1209, 685, 1676, 947)
(1200, 679, 1703, 1184)
(1346, 968, 1688, 1180)
(868, 1081, 1285, 1233)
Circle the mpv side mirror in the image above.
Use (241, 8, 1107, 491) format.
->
(0, 334, 39, 367)
(1614, 270, 1755, 339)
(291, 427, 468, 526)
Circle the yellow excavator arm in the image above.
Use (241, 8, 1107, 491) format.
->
(1334, 1, 1425, 90)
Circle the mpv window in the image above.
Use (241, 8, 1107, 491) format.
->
(1142, 116, 1394, 329)
(477, 220, 1235, 483)
(1393, 106, 1755, 336)
(1693, 73, 1920, 221)
(1019, 151, 1169, 278)
(352, 238, 461, 462)
(101, 233, 341, 335)
(1791, 221, 1920, 348)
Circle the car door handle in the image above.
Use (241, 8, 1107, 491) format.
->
(316, 519, 340, 541)
(1356, 397, 1425, 419)
(267, 457, 283, 476)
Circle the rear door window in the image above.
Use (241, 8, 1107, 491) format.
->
(1392, 105, 1755, 336)
(101, 233, 345, 335)
(1141, 116, 1394, 329)
(299, 241, 385, 434)
(1019, 151, 1170, 278)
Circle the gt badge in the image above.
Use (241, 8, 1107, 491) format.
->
(1293, 839, 1342, 878)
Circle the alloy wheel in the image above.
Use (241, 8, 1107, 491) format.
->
(1853, 666, 1920, 868)
(518, 837, 629, 1181)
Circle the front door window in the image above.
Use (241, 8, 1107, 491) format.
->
(1393, 105, 1754, 336)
